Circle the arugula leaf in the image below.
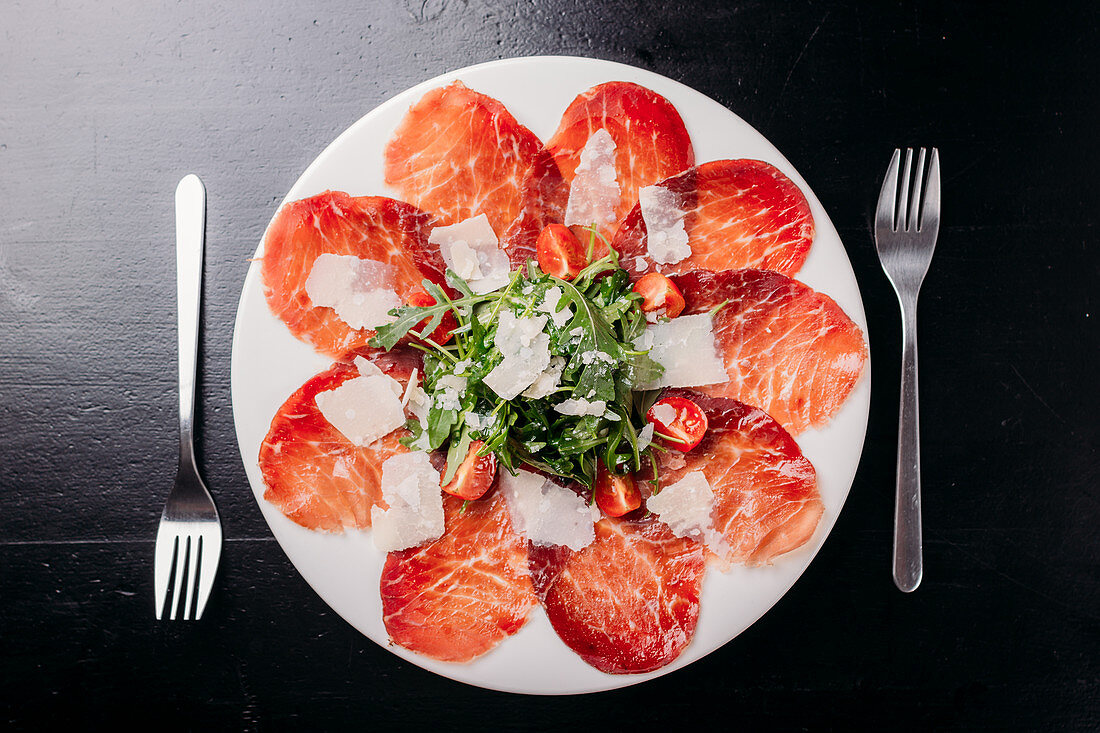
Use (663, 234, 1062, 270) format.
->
(442, 425, 472, 485)
(623, 351, 665, 390)
(426, 404, 458, 450)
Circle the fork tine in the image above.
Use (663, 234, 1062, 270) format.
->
(194, 527, 220, 620)
(876, 149, 901, 232)
(897, 148, 913, 231)
(907, 148, 927, 233)
(154, 531, 176, 620)
(169, 535, 189, 621)
(921, 148, 941, 235)
(182, 534, 202, 620)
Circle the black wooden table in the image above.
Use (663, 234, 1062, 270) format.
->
(2, 2, 1096, 729)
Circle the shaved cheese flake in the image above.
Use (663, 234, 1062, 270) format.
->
(649, 402, 677, 426)
(553, 397, 607, 417)
(406, 384, 431, 425)
(464, 412, 497, 432)
(353, 355, 384, 378)
(314, 373, 405, 447)
(353, 355, 402, 396)
(400, 368, 419, 408)
(484, 311, 552, 400)
(522, 355, 566, 400)
(538, 286, 574, 328)
(634, 313, 727, 389)
(370, 452, 445, 552)
(639, 184, 691, 265)
(304, 253, 401, 330)
(565, 129, 620, 228)
(429, 214, 510, 294)
(646, 471, 726, 552)
(499, 469, 598, 550)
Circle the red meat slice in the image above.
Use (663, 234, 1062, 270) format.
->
(528, 516, 705, 674)
(672, 268, 867, 435)
(258, 349, 420, 533)
(261, 191, 444, 360)
(547, 81, 694, 247)
(384, 81, 544, 239)
(500, 146, 569, 270)
(612, 159, 814, 279)
(656, 389, 822, 566)
(380, 490, 536, 663)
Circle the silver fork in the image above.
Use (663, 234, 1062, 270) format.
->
(154, 174, 222, 620)
(875, 148, 941, 593)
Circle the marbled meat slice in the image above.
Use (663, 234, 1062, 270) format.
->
(528, 516, 705, 674)
(613, 159, 814, 279)
(380, 490, 536, 663)
(384, 81, 544, 238)
(673, 268, 867, 434)
(261, 191, 444, 359)
(501, 146, 569, 269)
(657, 389, 822, 566)
(258, 349, 420, 533)
(547, 81, 694, 246)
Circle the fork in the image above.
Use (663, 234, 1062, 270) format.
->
(875, 148, 941, 593)
(154, 174, 222, 620)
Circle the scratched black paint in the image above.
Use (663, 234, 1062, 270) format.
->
(0, 0, 1096, 729)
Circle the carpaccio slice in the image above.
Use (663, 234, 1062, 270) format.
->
(380, 490, 536, 663)
(261, 191, 444, 359)
(657, 389, 822, 565)
(547, 81, 694, 246)
(528, 516, 705, 674)
(501, 147, 569, 269)
(612, 159, 815, 279)
(673, 268, 867, 435)
(258, 348, 420, 532)
(385, 81, 544, 238)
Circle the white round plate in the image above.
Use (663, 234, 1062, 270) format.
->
(231, 56, 870, 695)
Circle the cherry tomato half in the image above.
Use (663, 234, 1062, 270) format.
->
(442, 440, 497, 501)
(594, 462, 642, 518)
(645, 396, 708, 452)
(406, 291, 457, 344)
(632, 272, 686, 319)
(536, 224, 588, 280)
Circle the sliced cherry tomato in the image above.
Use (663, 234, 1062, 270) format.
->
(632, 272, 685, 319)
(406, 291, 457, 344)
(442, 440, 497, 500)
(536, 223, 588, 279)
(646, 395, 708, 452)
(594, 462, 642, 518)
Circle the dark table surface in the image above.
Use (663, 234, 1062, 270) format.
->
(2, 1, 1097, 730)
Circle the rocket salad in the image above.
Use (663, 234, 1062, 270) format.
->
(369, 228, 674, 497)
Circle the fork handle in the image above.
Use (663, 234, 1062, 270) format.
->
(893, 299, 923, 592)
(175, 175, 205, 470)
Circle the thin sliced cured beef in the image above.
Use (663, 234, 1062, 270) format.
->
(657, 389, 822, 566)
(384, 81, 544, 239)
(612, 159, 814, 279)
(258, 349, 420, 532)
(380, 490, 536, 663)
(672, 268, 867, 434)
(528, 516, 705, 674)
(547, 81, 694, 247)
(500, 147, 569, 270)
(261, 191, 444, 360)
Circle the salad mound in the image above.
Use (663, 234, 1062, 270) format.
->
(369, 227, 679, 507)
